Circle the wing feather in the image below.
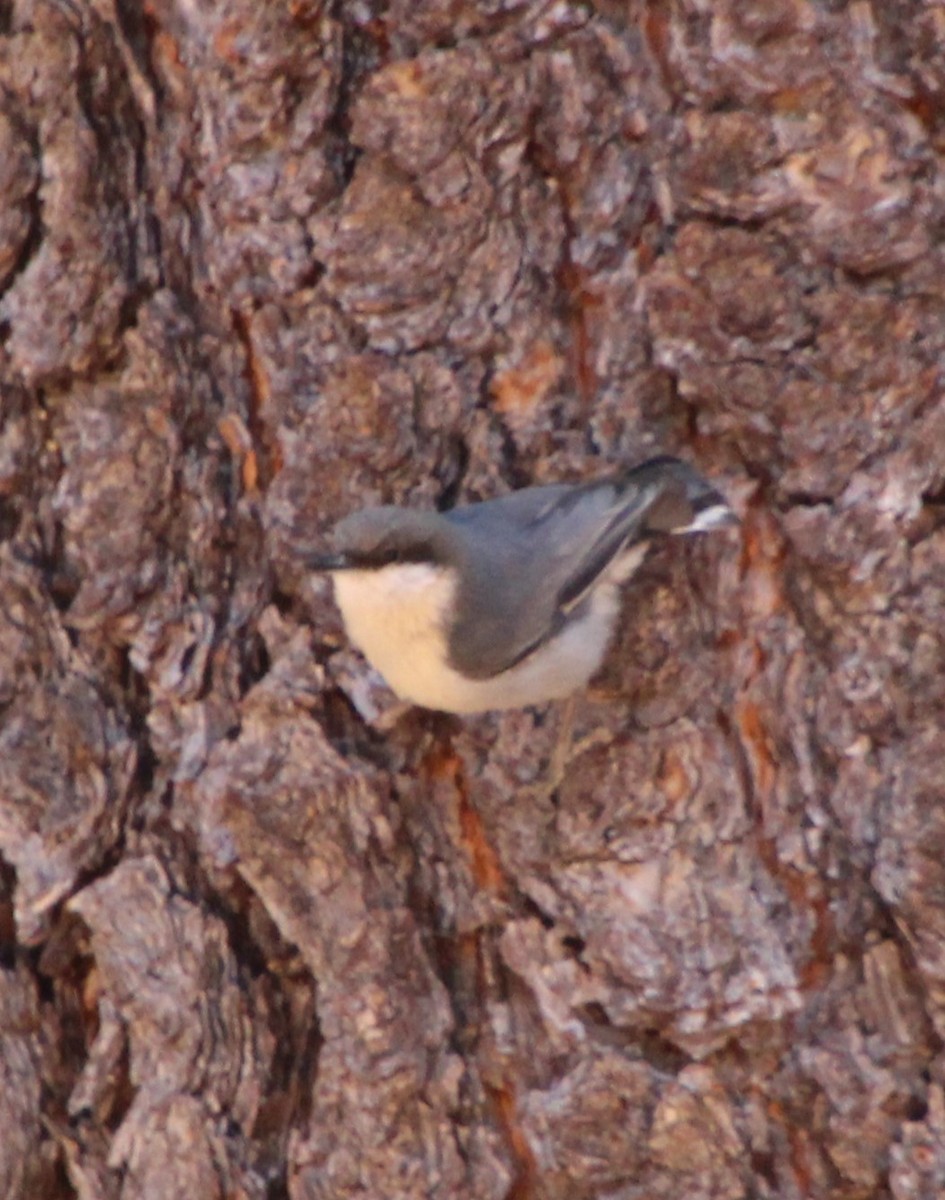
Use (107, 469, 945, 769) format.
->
(443, 476, 652, 677)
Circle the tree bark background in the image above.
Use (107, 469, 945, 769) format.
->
(1, 1, 944, 1197)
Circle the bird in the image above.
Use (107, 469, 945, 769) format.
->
(309, 456, 736, 715)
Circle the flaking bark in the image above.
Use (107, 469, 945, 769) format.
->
(1, 2, 944, 1198)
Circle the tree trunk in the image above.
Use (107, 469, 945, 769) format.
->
(1, 2, 944, 1197)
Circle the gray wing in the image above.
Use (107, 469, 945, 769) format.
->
(443, 457, 730, 679)
(443, 473, 660, 679)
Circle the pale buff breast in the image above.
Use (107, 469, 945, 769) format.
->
(330, 564, 621, 713)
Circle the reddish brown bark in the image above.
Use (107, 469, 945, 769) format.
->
(1, 2, 944, 1198)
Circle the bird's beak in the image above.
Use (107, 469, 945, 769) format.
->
(306, 552, 351, 572)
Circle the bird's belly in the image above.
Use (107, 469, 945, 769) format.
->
(483, 591, 619, 710)
(331, 567, 619, 713)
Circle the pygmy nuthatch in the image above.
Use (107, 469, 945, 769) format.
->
(310, 457, 735, 713)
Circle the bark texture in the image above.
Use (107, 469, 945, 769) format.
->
(1, 1, 944, 1198)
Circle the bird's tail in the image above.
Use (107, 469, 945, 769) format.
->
(630, 456, 738, 535)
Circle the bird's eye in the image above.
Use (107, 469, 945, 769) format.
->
(373, 543, 403, 567)
(367, 540, 432, 568)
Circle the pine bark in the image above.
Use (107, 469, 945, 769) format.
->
(1, 2, 944, 1198)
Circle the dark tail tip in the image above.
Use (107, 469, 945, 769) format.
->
(631, 457, 737, 535)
